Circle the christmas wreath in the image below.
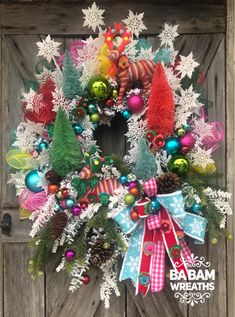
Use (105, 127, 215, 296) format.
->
(7, 2, 232, 308)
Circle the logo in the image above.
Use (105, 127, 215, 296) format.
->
(170, 254, 215, 306)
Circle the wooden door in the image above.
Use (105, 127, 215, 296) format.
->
(1, 2, 233, 317)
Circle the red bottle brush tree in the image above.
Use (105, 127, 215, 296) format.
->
(146, 63, 175, 137)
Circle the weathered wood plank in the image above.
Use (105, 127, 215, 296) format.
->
(126, 290, 141, 317)
(188, 38, 227, 317)
(226, 1, 235, 317)
(0, 4, 225, 35)
(94, 289, 125, 317)
(48, 268, 102, 317)
(3, 243, 45, 317)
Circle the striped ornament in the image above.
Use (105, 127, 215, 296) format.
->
(78, 166, 93, 180)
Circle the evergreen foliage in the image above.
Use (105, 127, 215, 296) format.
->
(133, 138, 157, 181)
(62, 50, 82, 99)
(50, 107, 84, 177)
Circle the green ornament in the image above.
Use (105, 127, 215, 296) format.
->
(124, 193, 135, 205)
(103, 242, 111, 249)
(112, 89, 118, 98)
(90, 113, 100, 123)
(168, 155, 190, 175)
(90, 80, 109, 100)
(176, 128, 186, 137)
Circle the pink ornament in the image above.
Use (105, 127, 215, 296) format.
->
(127, 95, 144, 113)
(60, 200, 67, 209)
(128, 182, 137, 190)
(71, 205, 82, 216)
(65, 249, 76, 261)
(19, 189, 47, 211)
(180, 134, 195, 149)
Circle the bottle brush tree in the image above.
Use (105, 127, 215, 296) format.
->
(50, 107, 83, 177)
(133, 138, 157, 181)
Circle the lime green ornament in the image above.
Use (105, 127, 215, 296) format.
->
(168, 155, 190, 175)
(90, 113, 100, 123)
(124, 193, 135, 205)
(89, 77, 110, 100)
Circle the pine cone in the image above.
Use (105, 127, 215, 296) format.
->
(157, 172, 180, 194)
(50, 212, 68, 240)
(90, 238, 114, 267)
(45, 170, 62, 185)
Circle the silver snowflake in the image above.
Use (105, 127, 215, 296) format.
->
(123, 10, 147, 37)
(158, 24, 179, 49)
(36, 35, 61, 63)
(136, 47, 155, 61)
(82, 2, 105, 32)
(52, 87, 70, 113)
(189, 145, 214, 169)
(192, 118, 213, 142)
(176, 52, 199, 78)
(22, 88, 37, 110)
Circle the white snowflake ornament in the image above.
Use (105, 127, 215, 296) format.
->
(36, 35, 61, 63)
(82, 2, 105, 32)
(176, 52, 199, 78)
(158, 24, 179, 49)
(123, 10, 147, 37)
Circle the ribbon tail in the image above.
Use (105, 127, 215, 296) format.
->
(150, 231, 165, 292)
(179, 239, 193, 261)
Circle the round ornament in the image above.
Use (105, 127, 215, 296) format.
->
(66, 198, 75, 208)
(150, 198, 161, 213)
(48, 184, 59, 194)
(121, 109, 132, 120)
(90, 113, 100, 123)
(71, 205, 82, 216)
(88, 103, 97, 113)
(65, 249, 76, 261)
(130, 209, 139, 221)
(126, 95, 144, 113)
(164, 137, 180, 155)
(82, 274, 91, 285)
(192, 202, 202, 214)
(124, 193, 135, 205)
(119, 175, 128, 184)
(36, 140, 48, 153)
(129, 187, 139, 197)
(192, 163, 216, 175)
(89, 79, 110, 100)
(25, 170, 43, 193)
(168, 156, 190, 175)
(73, 123, 84, 135)
(176, 128, 186, 137)
(179, 134, 195, 149)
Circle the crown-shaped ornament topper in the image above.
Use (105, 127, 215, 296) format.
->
(104, 23, 132, 52)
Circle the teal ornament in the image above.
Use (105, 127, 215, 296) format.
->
(66, 198, 75, 208)
(164, 137, 180, 155)
(122, 109, 132, 120)
(88, 103, 97, 114)
(183, 124, 191, 132)
(192, 202, 202, 214)
(93, 123, 98, 129)
(150, 198, 161, 213)
(25, 170, 43, 193)
(36, 140, 48, 153)
(154, 49, 171, 65)
(55, 203, 61, 212)
(73, 123, 84, 135)
(119, 175, 128, 185)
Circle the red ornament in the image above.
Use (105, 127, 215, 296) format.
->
(82, 274, 90, 285)
(79, 198, 89, 209)
(180, 146, 189, 154)
(22, 78, 56, 124)
(105, 99, 114, 107)
(77, 107, 86, 117)
(61, 188, 69, 198)
(130, 209, 139, 221)
(147, 63, 175, 137)
(48, 184, 59, 194)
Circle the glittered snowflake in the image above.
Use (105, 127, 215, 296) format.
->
(189, 145, 215, 169)
(35, 67, 62, 86)
(22, 89, 37, 110)
(8, 171, 28, 194)
(36, 35, 61, 63)
(80, 59, 99, 88)
(176, 53, 199, 78)
(158, 24, 179, 49)
(52, 87, 70, 113)
(136, 47, 155, 61)
(192, 118, 213, 141)
(82, 2, 105, 32)
(124, 39, 139, 61)
(123, 10, 147, 37)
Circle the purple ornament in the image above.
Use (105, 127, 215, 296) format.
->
(128, 181, 137, 190)
(71, 205, 82, 216)
(65, 249, 76, 261)
(180, 134, 195, 149)
(127, 95, 144, 113)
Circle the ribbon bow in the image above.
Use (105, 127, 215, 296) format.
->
(115, 178, 207, 295)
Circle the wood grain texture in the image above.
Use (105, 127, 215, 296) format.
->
(3, 243, 45, 317)
(226, 1, 235, 316)
(0, 35, 3, 317)
(0, 4, 225, 35)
